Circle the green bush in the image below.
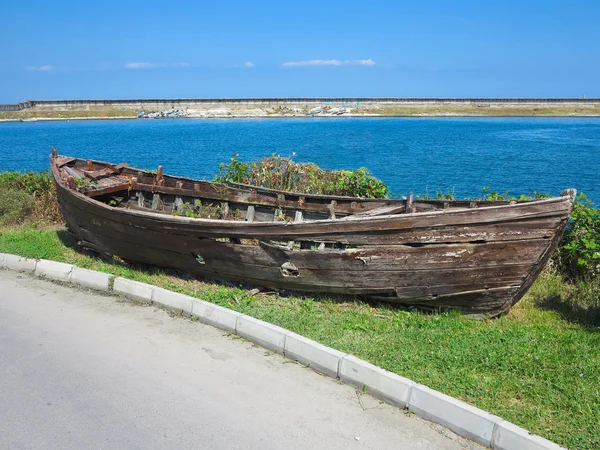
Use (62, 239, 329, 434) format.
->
(554, 193, 600, 279)
(0, 170, 54, 195)
(0, 189, 35, 225)
(214, 154, 388, 198)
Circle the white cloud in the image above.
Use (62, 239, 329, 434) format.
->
(27, 65, 54, 71)
(125, 62, 163, 69)
(282, 59, 376, 67)
(125, 62, 190, 69)
(356, 59, 376, 66)
(283, 59, 341, 67)
(243, 61, 254, 68)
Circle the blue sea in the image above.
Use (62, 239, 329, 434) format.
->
(0, 117, 598, 204)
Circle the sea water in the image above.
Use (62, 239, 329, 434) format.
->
(0, 117, 598, 204)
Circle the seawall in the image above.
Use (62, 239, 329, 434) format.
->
(2, 98, 599, 118)
(1, 97, 600, 112)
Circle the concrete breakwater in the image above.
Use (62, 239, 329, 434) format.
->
(0, 101, 34, 112)
(1, 98, 599, 117)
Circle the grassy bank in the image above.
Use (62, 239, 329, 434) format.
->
(1, 169, 598, 449)
(0, 227, 598, 449)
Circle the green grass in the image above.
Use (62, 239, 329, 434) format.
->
(1, 227, 599, 449)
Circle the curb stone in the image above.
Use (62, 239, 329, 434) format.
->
(35, 260, 74, 282)
(113, 277, 154, 303)
(191, 299, 241, 333)
(0, 255, 566, 450)
(408, 384, 501, 447)
(339, 354, 415, 408)
(284, 332, 346, 378)
(235, 315, 291, 354)
(1, 253, 37, 273)
(152, 287, 194, 315)
(492, 420, 564, 450)
(70, 267, 113, 291)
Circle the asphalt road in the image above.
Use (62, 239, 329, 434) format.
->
(0, 270, 478, 450)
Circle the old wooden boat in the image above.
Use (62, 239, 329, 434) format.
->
(50, 149, 576, 318)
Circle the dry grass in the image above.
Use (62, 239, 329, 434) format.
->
(0, 109, 137, 121)
(0, 171, 63, 225)
(359, 104, 600, 117)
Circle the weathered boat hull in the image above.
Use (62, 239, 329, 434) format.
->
(50, 153, 575, 318)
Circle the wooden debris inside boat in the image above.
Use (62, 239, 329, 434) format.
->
(50, 148, 576, 318)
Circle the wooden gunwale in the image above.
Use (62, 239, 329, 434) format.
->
(57, 185, 571, 235)
(59, 191, 564, 247)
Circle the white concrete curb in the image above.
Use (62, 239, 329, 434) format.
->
(339, 354, 415, 408)
(152, 287, 195, 315)
(191, 299, 241, 333)
(236, 315, 291, 354)
(408, 384, 501, 447)
(284, 332, 346, 378)
(35, 260, 74, 282)
(1, 253, 37, 272)
(492, 420, 565, 450)
(70, 267, 112, 291)
(0, 255, 566, 450)
(113, 277, 154, 303)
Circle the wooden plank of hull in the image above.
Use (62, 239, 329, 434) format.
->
(71, 221, 521, 315)
(70, 221, 531, 294)
(371, 287, 520, 318)
(56, 186, 571, 246)
(68, 224, 393, 295)
(63, 202, 533, 292)
(60, 204, 551, 272)
(501, 216, 570, 314)
(60, 188, 562, 250)
(85, 182, 131, 197)
(58, 193, 565, 274)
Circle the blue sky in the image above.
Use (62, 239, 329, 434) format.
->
(1, 1, 599, 101)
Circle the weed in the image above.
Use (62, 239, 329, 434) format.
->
(555, 193, 600, 278)
(214, 154, 388, 198)
(0, 171, 62, 224)
(74, 176, 94, 190)
(173, 200, 231, 220)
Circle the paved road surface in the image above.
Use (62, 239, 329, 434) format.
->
(0, 270, 478, 450)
